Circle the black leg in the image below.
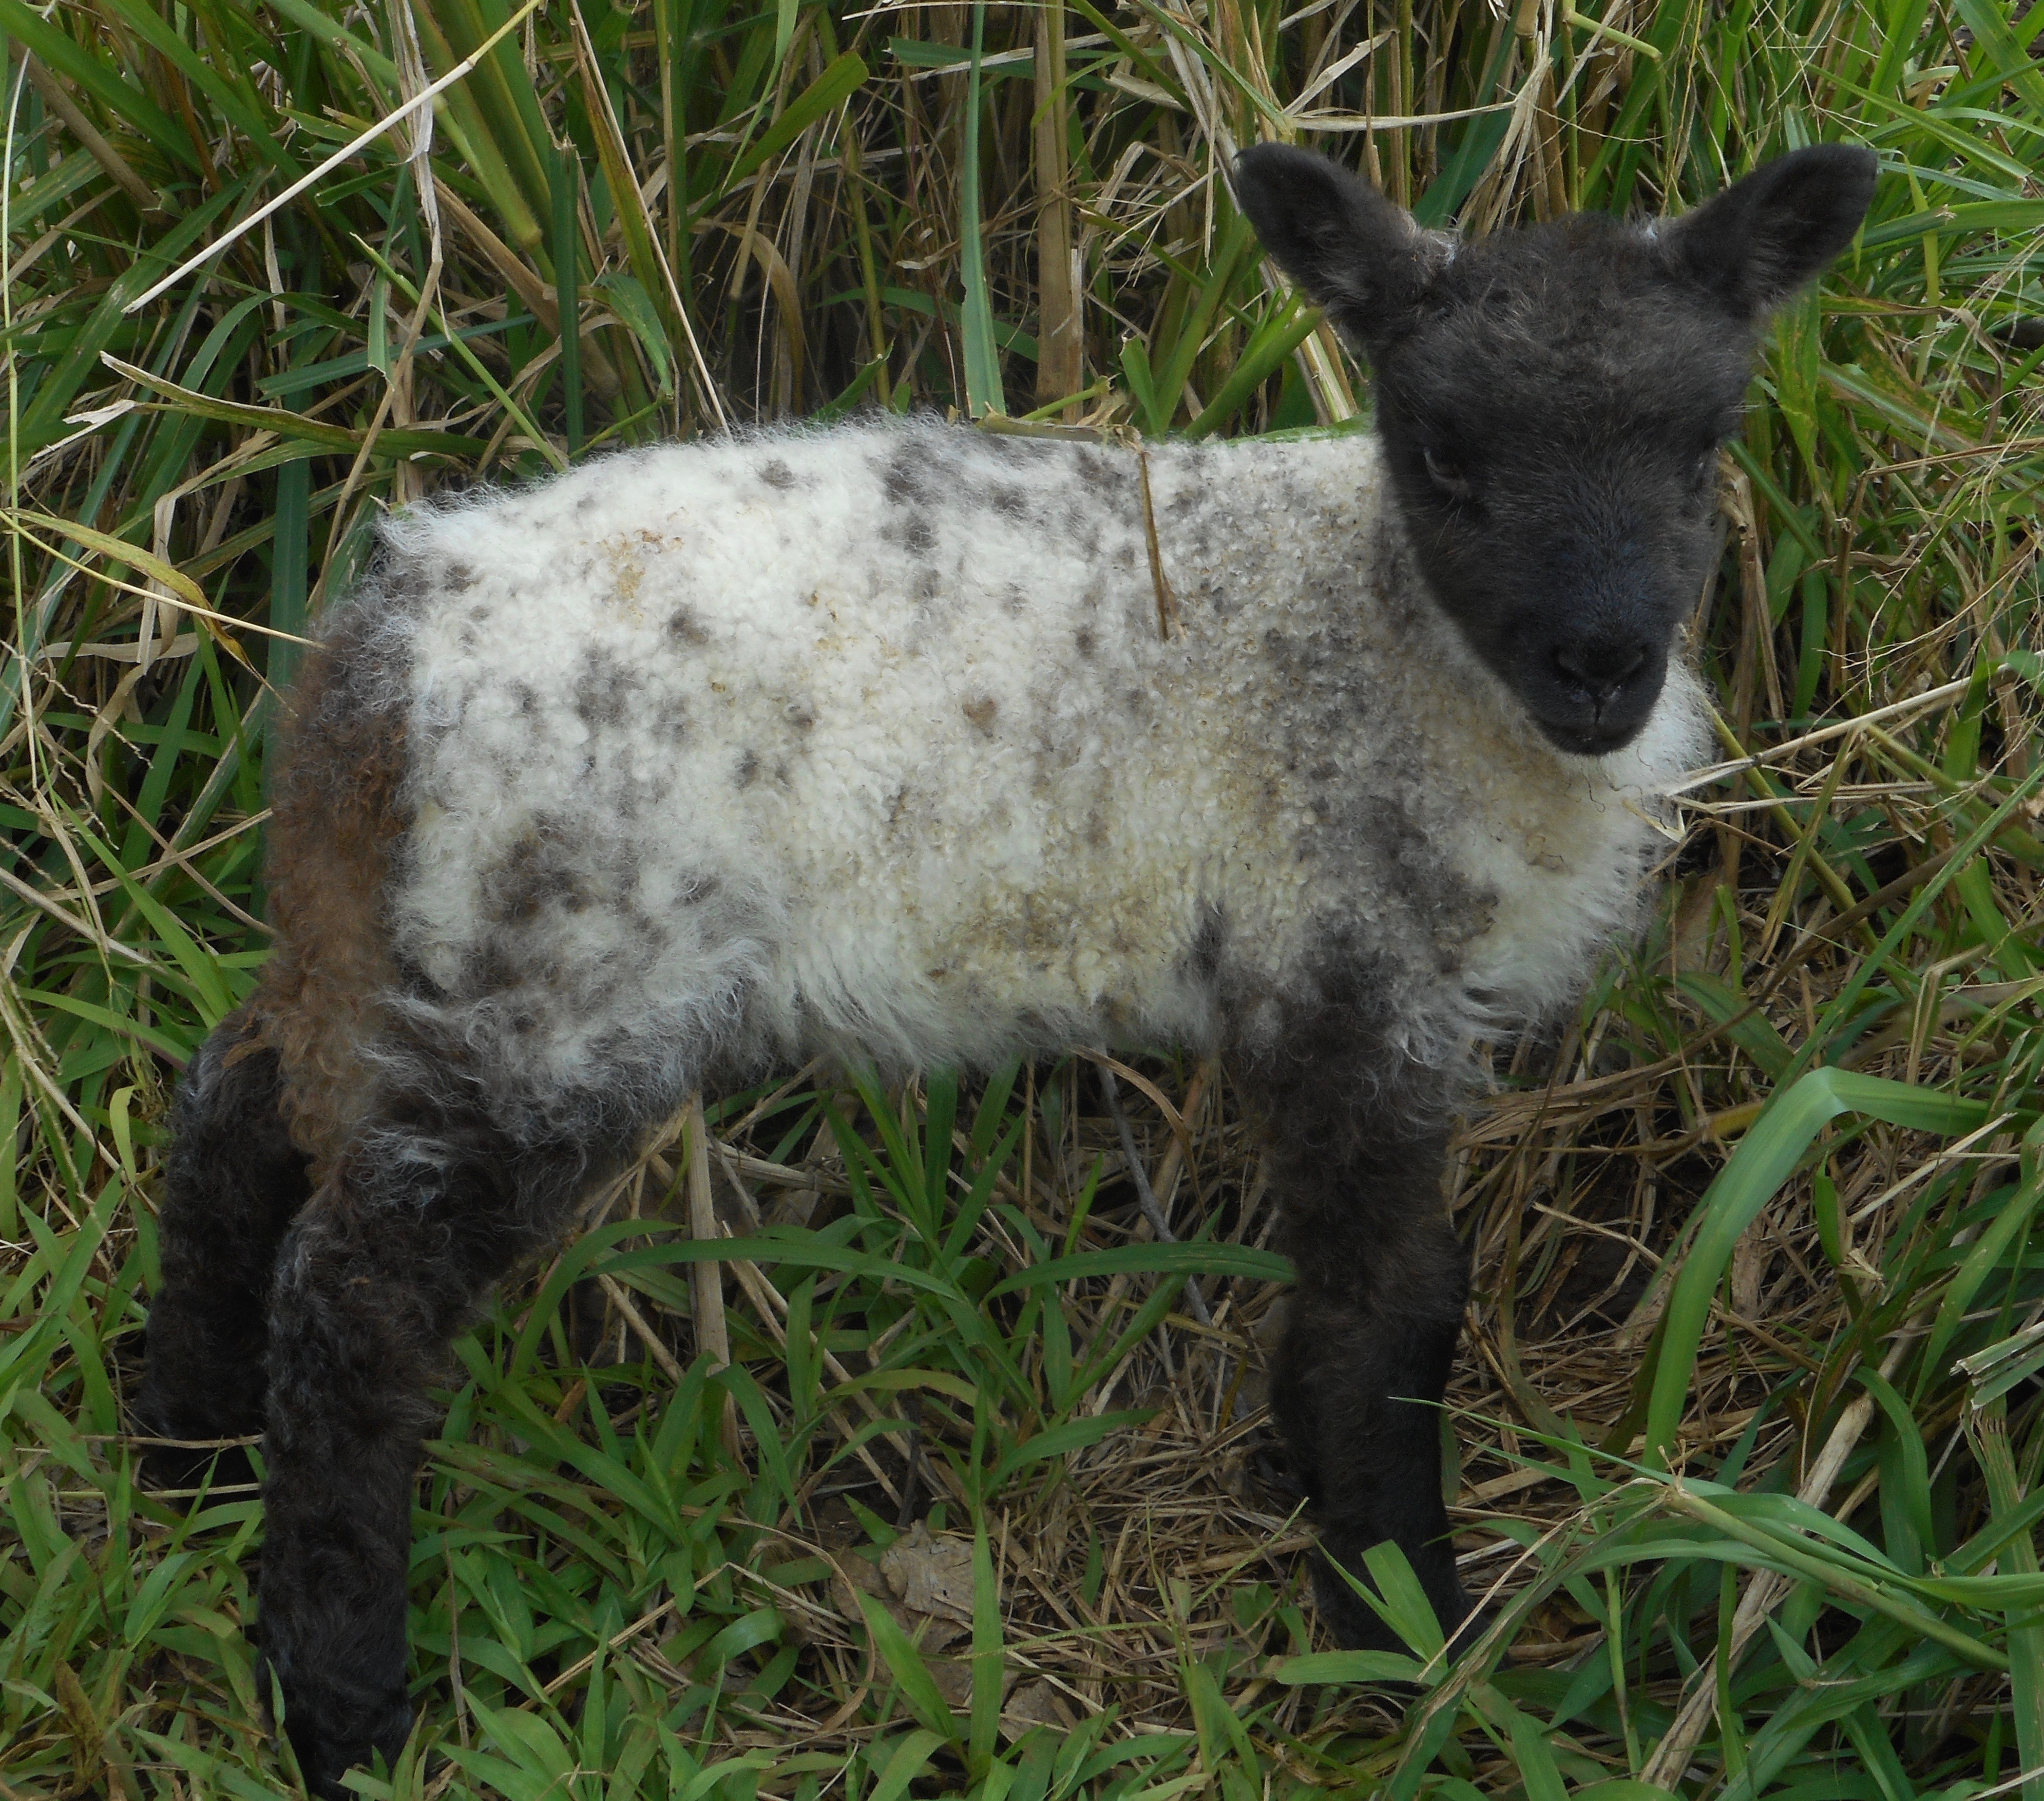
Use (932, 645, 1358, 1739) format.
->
(1234, 966, 1476, 1654)
(255, 1078, 621, 1798)
(137, 1009, 312, 1492)
(1270, 1185, 1472, 1649)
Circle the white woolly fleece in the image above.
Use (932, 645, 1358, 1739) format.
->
(357, 416, 1705, 1106)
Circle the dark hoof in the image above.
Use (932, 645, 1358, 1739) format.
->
(1444, 1598, 1499, 1663)
(139, 1438, 258, 1497)
(1313, 1556, 1483, 1666)
(131, 1397, 260, 1500)
(1237, 1430, 1305, 1506)
(265, 1659, 414, 1801)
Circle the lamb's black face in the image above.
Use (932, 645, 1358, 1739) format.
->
(1371, 234, 1752, 753)
(1234, 144, 1878, 756)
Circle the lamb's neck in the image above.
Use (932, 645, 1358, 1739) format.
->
(1141, 428, 1501, 761)
(1147, 428, 1400, 610)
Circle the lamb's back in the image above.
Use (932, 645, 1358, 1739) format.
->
(374, 422, 1319, 1076)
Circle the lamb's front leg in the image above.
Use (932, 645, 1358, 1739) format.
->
(1267, 1120, 1474, 1653)
(258, 1109, 590, 1797)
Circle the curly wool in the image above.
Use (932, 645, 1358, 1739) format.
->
(271, 414, 1704, 1155)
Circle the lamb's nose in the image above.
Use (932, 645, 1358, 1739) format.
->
(1553, 639, 1647, 707)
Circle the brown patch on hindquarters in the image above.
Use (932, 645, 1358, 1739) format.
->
(249, 602, 414, 1173)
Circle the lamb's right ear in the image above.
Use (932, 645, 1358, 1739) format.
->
(1233, 145, 1442, 357)
(1660, 143, 1878, 319)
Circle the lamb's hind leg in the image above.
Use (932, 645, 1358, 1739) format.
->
(137, 1007, 312, 1492)
(257, 1063, 632, 1797)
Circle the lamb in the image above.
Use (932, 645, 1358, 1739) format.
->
(136, 141, 1877, 1794)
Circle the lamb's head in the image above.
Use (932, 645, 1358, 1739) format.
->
(1233, 143, 1877, 756)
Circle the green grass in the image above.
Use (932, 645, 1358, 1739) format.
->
(4, 0, 2044, 1796)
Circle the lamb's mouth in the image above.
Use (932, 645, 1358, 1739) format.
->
(1531, 714, 1646, 758)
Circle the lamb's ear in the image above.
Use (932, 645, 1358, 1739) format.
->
(1660, 144, 1878, 319)
(1233, 144, 1443, 356)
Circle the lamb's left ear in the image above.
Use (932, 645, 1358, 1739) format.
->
(1233, 144, 1446, 358)
(1660, 143, 1878, 319)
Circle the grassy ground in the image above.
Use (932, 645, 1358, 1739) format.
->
(4, 0, 2044, 1795)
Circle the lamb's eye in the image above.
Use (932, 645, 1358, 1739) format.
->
(1423, 447, 1472, 502)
